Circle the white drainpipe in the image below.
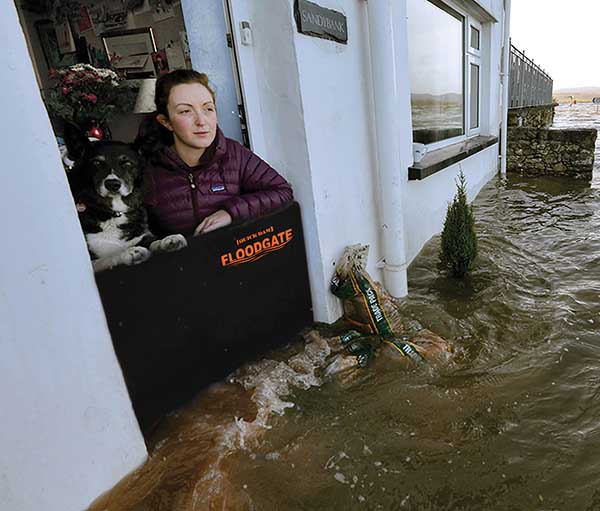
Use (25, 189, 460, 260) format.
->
(500, 0, 512, 174)
(366, 0, 408, 297)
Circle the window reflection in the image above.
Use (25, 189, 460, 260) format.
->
(407, 0, 464, 145)
(471, 26, 481, 50)
(470, 63, 480, 129)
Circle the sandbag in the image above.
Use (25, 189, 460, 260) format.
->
(331, 245, 452, 368)
(330, 245, 404, 335)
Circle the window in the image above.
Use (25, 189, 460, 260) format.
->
(467, 19, 482, 134)
(469, 63, 480, 129)
(407, 0, 483, 146)
(470, 26, 480, 51)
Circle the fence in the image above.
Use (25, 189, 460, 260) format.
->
(509, 42, 553, 108)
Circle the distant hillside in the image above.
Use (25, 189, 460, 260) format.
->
(554, 87, 600, 103)
(411, 93, 462, 106)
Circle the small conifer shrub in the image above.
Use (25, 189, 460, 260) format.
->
(440, 170, 478, 277)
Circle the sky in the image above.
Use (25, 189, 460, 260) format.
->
(510, 0, 600, 90)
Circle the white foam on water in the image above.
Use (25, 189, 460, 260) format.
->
(188, 332, 339, 507)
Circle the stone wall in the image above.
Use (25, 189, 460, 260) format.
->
(507, 128, 597, 178)
(508, 104, 555, 128)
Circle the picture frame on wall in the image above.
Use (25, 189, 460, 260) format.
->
(35, 19, 76, 69)
(77, 6, 94, 33)
(102, 27, 158, 78)
(56, 19, 76, 54)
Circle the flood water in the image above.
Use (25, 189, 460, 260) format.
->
(91, 104, 600, 511)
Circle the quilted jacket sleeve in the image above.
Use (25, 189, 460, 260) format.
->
(221, 143, 293, 220)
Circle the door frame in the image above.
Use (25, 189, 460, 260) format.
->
(224, 0, 269, 159)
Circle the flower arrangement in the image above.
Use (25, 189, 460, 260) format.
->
(44, 64, 136, 127)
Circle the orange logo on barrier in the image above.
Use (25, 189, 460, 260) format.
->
(221, 227, 293, 267)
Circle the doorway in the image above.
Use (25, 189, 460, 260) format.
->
(14, 0, 248, 146)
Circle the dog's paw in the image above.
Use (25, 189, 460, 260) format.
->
(121, 246, 151, 266)
(150, 234, 187, 253)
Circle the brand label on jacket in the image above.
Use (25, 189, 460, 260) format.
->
(221, 226, 293, 267)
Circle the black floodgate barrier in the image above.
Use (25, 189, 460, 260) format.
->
(95, 202, 313, 432)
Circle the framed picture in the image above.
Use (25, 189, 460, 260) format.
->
(55, 19, 76, 54)
(35, 19, 76, 69)
(151, 49, 169, 75)
(102, 28, 157, 77)
(77, 6, 94, 33)
(35, 20, 60, 68)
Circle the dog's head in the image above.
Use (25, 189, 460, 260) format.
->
(64, 123, 144, 199)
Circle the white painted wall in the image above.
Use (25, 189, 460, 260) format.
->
(0, 4, 146, 511)
(293, 0, 382, 319)
(232, 0, 506, 321)
(403, 146, 499, 262)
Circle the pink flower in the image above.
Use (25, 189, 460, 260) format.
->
(61, 86, 72, 95)
(81, 93, 97, 103)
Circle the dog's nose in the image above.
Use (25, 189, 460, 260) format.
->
(104, 178, 122, 192)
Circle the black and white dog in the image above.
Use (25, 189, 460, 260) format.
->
(64, 124, 186, 272)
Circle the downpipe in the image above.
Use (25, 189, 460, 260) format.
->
(366, 0, 408, 297)
(500, 0, 512, 174)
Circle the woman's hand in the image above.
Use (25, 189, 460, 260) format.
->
(193, 210, 232, 236)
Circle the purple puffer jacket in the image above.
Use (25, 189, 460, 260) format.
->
(144, 128, 293, 237)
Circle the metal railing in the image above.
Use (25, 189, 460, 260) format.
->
(509, 42, 553, 108)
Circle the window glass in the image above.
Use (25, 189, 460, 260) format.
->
(407, 0, 464, 145)
(470, 63, 480, 129)
(470, 26, 480, 50)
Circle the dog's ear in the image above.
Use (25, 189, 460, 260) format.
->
(63, 122, 90, 163)
(133, 115, 157, 160)
(131, 136, 149, 164)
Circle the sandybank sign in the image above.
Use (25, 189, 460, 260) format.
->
(221, 226, 294, 267)
(295, 0, 348, 44)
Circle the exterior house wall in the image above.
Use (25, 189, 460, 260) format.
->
(403, 0, 504, 262)
(293, 0, 382, 319)
(0, 3, 147, 511)
(235, 0, 505, 320)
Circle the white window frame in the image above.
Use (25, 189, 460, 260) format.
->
(466, 18, 482, 136)
(410, 0, 486, 151)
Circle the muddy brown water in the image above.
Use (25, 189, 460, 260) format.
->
(91, 104, 600, 511)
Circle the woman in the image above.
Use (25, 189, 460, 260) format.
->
(138, 70, 293, 237)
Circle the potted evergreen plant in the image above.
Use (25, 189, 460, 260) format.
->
(440, 170, 478, 278)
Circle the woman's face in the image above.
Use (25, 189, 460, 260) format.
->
(159, 82, 218, 155)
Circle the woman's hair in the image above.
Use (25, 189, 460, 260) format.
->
(136, 70, 216, 159)
(154, 69, 216, 117)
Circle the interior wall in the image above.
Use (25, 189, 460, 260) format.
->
(14, 0, 190, 142)
(0, 3, 147, 510)
(15, 3, 51, 89)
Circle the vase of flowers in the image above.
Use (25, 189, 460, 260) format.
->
(44, 64, 136, 140)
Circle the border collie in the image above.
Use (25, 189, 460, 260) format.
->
(64, 124, 186, 272)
